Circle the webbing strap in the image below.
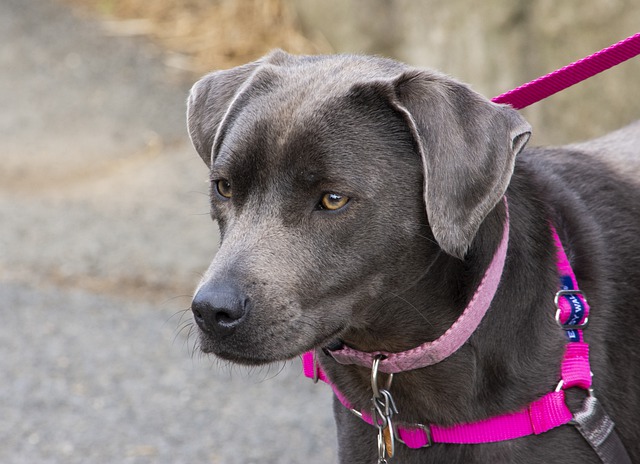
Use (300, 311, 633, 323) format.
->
(573, 396, 632, 464)
(492, 32, 640, 109)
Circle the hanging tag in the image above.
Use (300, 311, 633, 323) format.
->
(371, 356, 398, 463)
(383, 419, 395, 457)
(372, 389, 397, 459)
(377, 428, 388, 464)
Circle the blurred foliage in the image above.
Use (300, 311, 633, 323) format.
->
(69, 0, 329, 73)
(67, 0, 639, 145)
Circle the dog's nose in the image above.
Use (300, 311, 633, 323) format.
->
(191, 281, 249, 336)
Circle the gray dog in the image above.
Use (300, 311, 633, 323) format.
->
(186, 50, 640, 463)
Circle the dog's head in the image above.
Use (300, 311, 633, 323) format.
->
(186, 51, 530, 365)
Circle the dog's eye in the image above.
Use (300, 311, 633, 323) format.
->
(215, 179, 232, 199)
(319, 193, 349, 211)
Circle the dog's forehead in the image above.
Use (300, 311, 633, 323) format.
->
(215, 55, 408, 150)
(215, 62, 401, 174)
(214, 102, 360, 195)
(239, 57, 396, 127)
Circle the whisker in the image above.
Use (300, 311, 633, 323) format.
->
(166, 306, 191, 325)
(187, 190, 209, 197)
(413, 232, 439, 246)
(296, 315, 325, 332)
(190, 330, 200, 359)
(388, 291, 435, 330)
(163, 293, 194, 305)
(353, 249, 443, 334)
(173, 321, 194, 345)
(260, 361, 289, 383)
(252, 361, 284, 383)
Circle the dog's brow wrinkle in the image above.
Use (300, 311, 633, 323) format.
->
(212, 146, 232, 170)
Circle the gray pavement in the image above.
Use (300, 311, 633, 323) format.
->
(0, 0, 336, 462)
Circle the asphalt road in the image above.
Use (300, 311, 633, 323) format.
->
(0, 0, 336, 462)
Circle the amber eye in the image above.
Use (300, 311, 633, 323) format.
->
(215, 179, 232, 199)
(319, 192, 349, 211)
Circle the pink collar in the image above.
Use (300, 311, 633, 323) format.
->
(302, 208, 593, 449)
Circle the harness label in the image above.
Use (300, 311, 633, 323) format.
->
(559, 275, 586, 342)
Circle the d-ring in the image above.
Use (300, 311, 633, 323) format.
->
(371, 355, 393, 398)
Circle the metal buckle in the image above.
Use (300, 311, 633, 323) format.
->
(394, 423, 433, 448)
(554, 289, 589, 330)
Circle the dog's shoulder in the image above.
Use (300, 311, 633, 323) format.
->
(567, 119, 640, 158)
(528, 120, 640, 191)
(565, 120, 640, 185)
(517, 121, 640, 197)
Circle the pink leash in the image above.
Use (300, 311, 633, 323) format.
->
(492, 32, 640, 109)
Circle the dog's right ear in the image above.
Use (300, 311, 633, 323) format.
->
(186, 61, 261, 167)
(187, 49, 304, 166)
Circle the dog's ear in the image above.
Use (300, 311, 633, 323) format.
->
(186, 61, 260, 166)
(187, 50, 302, 166)
(374, 70, 531, 259)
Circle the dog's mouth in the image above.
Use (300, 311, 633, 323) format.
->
(195, 322, 346, 366)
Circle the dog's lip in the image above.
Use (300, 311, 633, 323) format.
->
(200, 325, 348, 366)
(210, 349, 284, 366)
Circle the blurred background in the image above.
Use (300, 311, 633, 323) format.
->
(1, 0, 638, 463)
(70, 0, 640, 144)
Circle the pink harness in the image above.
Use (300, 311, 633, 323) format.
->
(300, 33, 640, 462)
(302, 201, 626, 460)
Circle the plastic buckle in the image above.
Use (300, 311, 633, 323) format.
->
(554, 289, 589, 330)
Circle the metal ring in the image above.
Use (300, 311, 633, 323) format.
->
(371, 355, 393, 398)
(371, 355, 383, 398)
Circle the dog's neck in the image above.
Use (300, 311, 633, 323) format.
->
(326, 200, 510, 374)
(319, 169, 568, 426)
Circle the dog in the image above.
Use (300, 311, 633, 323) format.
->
(185, 50, 640, 463)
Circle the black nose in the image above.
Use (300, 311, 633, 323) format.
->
(191, 281, 249, 336)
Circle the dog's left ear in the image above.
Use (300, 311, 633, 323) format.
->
(375, 70, 531, 259)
